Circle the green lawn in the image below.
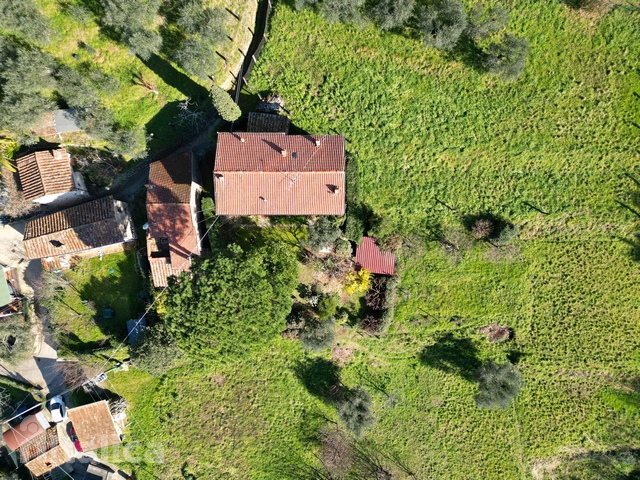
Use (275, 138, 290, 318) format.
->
(98, 2, 640, 479)
(48, 251, 144, 356)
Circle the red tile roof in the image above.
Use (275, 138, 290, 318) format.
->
(147, 150, 193, 204)
(355, 237, 396, 275)
(16, 149, 75, 201)
(3, 413, 48, 451)
(146, 150, 200, 288)
(23, 198, 135, 260)
(214, 133, 345, 215)
(67, 401, 121, 452)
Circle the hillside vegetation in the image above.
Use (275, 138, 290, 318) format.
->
(101, 1, 640, 479)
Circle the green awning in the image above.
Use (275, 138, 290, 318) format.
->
(0, 279, 11, 307)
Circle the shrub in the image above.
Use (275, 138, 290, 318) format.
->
(308, 216, 342, 251)
(336, 386, 375, 437)
(55, 65, 99, 108)
(344, 269, 372, 295)
(475, 360, 523, 409)
(210, 85, 242, 122)
(416, 0, 467, 51)
(335, 238, 353, 257)
(465, 4, 509, 41)
(300, 316, 336, 352)
(130, 323, 184, 377)
(317, 294, 340, 320)
(483, 34, 529, 80)
(366, 0, 415, 30)
(471, 218, 494, 240)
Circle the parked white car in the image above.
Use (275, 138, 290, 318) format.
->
(49, 396, 67, 423)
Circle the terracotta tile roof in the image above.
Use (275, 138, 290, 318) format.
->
(3, 413, 48, 452)
(147, 150, 193, 204)
(25, 444, 70, 477)
(214, 133, 346, 215)
(146, 150, 200, 288)
(23, 198, 135, 260)
(16, 149, 75, 201)
(355, 237, 396, 275)
(67, 401, 121, 452)
(147, 203, 199, 287)
(247, 112, 291, 133)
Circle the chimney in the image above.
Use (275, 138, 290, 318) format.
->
(281, 149, 287, 157)
(240, 137, 245, 143)
(260, 196, 268, 203)
(315, 139, 321, 147)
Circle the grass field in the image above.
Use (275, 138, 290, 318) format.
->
(24, 0, 257, 155)
(90, 1, 640, 478)
(48, 251, 144, 356)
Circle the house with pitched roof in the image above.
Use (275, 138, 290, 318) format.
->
(22, 197, 136, 271)
(213, 133, 346, 216)
(15, 148, 88, 206)
(146, 149, 202, 288)
(2, 401, 124, 478)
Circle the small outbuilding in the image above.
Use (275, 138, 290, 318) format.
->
(15, 148, 88, 206)
(354, 237, 396, 276)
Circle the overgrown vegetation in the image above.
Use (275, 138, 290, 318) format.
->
(164, 242, 297, 358)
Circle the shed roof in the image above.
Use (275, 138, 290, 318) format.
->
(23, 198, 134, 260)
(247, 112, 290, 133)
(53, 109, 82, 134)
(354, 237, 396, 275)
(127, 318, 147, 346)
(67, 401, 120, 452)
(3, 412, 49, 452)
(214, 133, 345, 215)
(24, 444, 70, 477)
(15, 149, 75, 201)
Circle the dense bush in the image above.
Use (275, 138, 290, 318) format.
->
(416, 0, 467, 51)
(344, 269, 372, 295)
(164, 242, 297, 358)
(475, 361, 523, 409)
(300, 316, 336, 352)
(210, 85, 241, 122)
(317, 294, 340, 320)
(130, 323, 184, 377)
(308, 216, 342, 251)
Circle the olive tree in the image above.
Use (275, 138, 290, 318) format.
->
(367, 0, 415, 30)
(483, 34, 529, 80)
(475, 360, 523, 409)
(416, 0, 467, 51)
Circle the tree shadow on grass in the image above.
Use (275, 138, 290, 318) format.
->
(418, 332, 481, 381)
(446, 35, 488, 74)
(293, 357, 342, 402)
(142, 54, 209, 100)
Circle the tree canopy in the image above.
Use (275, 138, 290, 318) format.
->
(367, 0, 415, 30)
(99, 0, 162, 59)
(482, 34, 530, 80)
(210, 85, 242, 122)
(417, 0, 467, 51)
(164, 242, 298, 358)
(475, 360, 523, 409)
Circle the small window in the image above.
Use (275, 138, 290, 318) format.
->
(292, 152, 298, 159)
